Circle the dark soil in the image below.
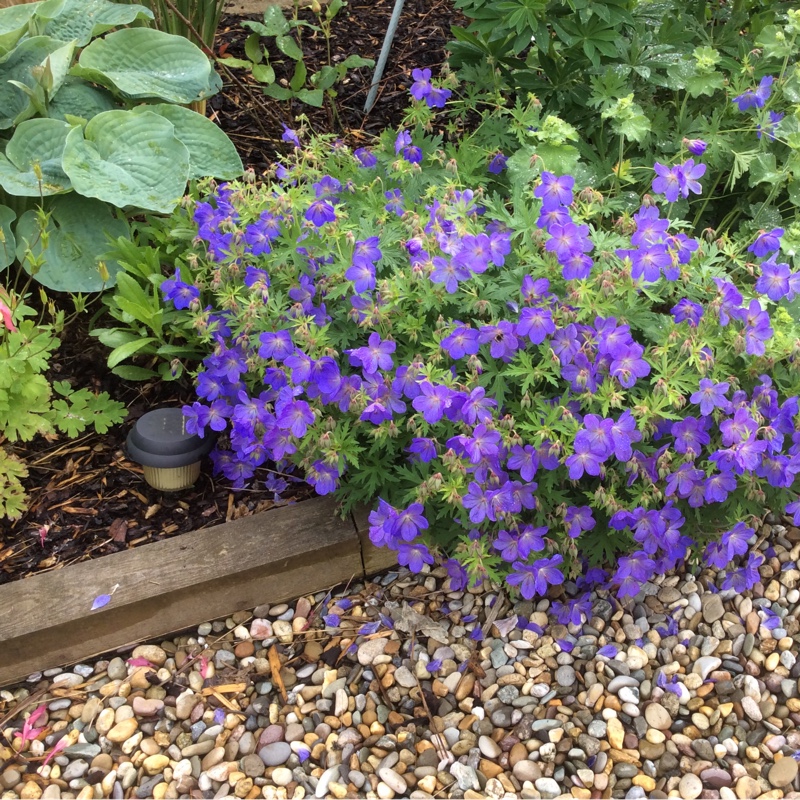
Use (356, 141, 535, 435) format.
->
(1, 0, 460, 586)
(211, 0, 463, 173)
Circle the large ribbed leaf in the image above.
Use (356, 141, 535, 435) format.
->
(0, 118, 71, 196)
(15, 195, 127, 291)
(0, 3, 42, 56)
(0, 36, 69, 129)
(74, 29, 213, 103)
(61, 109, 190, 213)
(47, 76, 116, 121)
(0, 204, 16, 269)
(132, 104, 242, 180)
(41, 0, 153, 47)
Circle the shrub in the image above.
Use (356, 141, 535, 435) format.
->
(446, 1, 800, 235)
(135, 114, 800, 600)
(0, 0, 242, 293)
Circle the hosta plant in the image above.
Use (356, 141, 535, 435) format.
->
(0, 0, 242, 292)
(135, 116, 800, 601)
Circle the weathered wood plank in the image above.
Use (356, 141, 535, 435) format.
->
(352, 506, 399, 576)
(0, 497, 362, 686)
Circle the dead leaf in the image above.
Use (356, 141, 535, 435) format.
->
(144, 504, 160, 520)
(268, 645, 288, 703)
(390, 603, 449, 642)
(109, 518, 128, 543)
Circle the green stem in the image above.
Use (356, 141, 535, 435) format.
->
(691, 170, 724, 230)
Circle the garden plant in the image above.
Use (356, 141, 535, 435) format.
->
(95, 38, 800, 604)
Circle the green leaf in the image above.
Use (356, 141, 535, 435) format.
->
(312, 65, 338, 91)
(244, 33, 263, 63)
(107, 336, 156, 368)
(0, 35, 68, 129)
(42, 0, 153, 47)
(276, 34, 303, 61)
(258, 5, 290, 36)
(263, 84, 292, 101)
(15, 194, 127, 291)
(684, 70, 724, 98)
(0, 204, 16, 269)
(111, 364, 157, 380)
(338, 54, 373, 70)
(295, 88, 324, 107)
(131, 104, 242, 181)
(0, 117, 72, 196)
(251, 62, 275, 84)
(326, 0, 343, 20)
(755, 25, 793, 60)
(289, 58, 306, 91)
(0, 2, 42, 56)
(74, 28, 213, 104)
(62, 109, 190, 213)
(216, 56, 252, 69)
(47, 75, 116, 122)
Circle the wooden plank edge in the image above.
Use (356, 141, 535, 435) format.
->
(0, 498, 362, 687)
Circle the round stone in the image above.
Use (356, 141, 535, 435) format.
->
(644, 703, 672, 731)
(478, 735, 501, 759)
(678, 774, 702, 799)
(271, 767, 293, 787)
(555, 665, 575, 687)
(258, 742, 291, 767)
(769, 757, 799, 788)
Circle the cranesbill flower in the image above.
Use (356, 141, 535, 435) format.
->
(489, 230, 512, 266)
(368, 498, 399, 547)
(683, 138, 707, 156)
(507, 444, 539, 481)
(561, 252, 593, 281)
(308, 461, 340, 495)
(757, 110, 784, 141)
(517, 525, 546, 558)
(479, 321, 519, 361)
(534, 172, 574, 210)
(461, 386, 497, 425)
(610, 410, 642, 461)
(393, 502, 429, 541)
(461, 482, 496, 523)
(384, 189, 404, 216)
(613, 551, 655, 598)
(277, 399, 315, 438)
(360, 401, 391, 424)
(671, 298, 704, 327)
(755, 259, 792, 301)
(691, 378, 730, 416)
(786, 499, 800, 526)
(537, 207, 572, 230)
(426, 85, 451, 108)
(721, 522, 753, 560)
(281, 124, 300, 147)
(161, 268, 199, 310)
(494, 529, 524, 562)
(304, 198, 336, 227)
(652, 162, 681, 202)
(452, 233, 492, 275)
(408, 437, 437, 463)
(671, 417, 710, 455)
(545, 222, 591, 261)
(632, 206, 669, 247)
(354, 147, 377, 167)
(441, 326, 481, 359)
(721, 552, 763, 592)
(749, 228, 784, 258)
(410, 68, 433, 101)
(345, 261, 376, 294)
(430, 256, 470, 293)
(631, 244, 671, 282)
(732, 75, 774, 112)
(258, 330, 293, 362)
(732, 299, 773, 356)
(348, 332, 396, 374)
(488, 152, 507, 174)
(464, 424, 502, 464)
(565, 431, 605, 479)
(704, 470, 737, 504)
(517, 306, 556, 344)
(507, 554, 564, 600)
(565, 506, 595, 539)
(412, 381, 453, 424)
(553, 593, 592, 626)
(675, 159, 706, 198)
(610, 343, 650, 388)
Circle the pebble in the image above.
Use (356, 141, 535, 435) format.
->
(1, 522, 798, 800)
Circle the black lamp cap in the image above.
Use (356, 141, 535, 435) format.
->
(126, 407, 216, 469)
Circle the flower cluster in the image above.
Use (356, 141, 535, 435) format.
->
(157, 114, 800, 603)
(409, 68, 452, 109)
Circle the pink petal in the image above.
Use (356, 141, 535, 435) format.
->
(125, 657, 154, 668)
(42, 738, 67, 767)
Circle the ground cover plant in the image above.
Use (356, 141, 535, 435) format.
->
(105, 67, 800, 603)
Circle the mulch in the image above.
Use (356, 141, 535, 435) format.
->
(1, 0, 461, 586)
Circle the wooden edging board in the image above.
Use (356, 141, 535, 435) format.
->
(0, 497, 397, 687)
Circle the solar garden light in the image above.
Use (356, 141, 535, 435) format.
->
(126, 407, 215, 491)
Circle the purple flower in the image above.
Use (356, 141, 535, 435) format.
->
(565, 506, 595, 538)
(426, 658, 443, 673)
(755, 259, 792, 301)
(614, 551, 655, 598)
(479, 321, 520, 361)
(441, 326, 481, 359)
(461, 482, 496, 524)
(565, 431, 605, 479)
(534, 172, 574, 210)
(748, 228, 784, 258)
(408, 437, 437, 463)
(412, 381, 453, 424)
(445, 557, 469, 590)
(676, 159, 706, 198)
(305, 198, 336, 227)
(161, 268, 199, 310)
(757, 111, 784, 141)
(690, 378, 730, 416)
(652, 162, 681, 202)
(553, 594, 592, 626)
(597, 644, 618, 658)
(684, 138, 707, 156)
(732, 75, 774, 112)
(493, 529, 525, 562)
(507, 444, 538, 481)
(258, 330, 293, 362)
(786, 499, 800, 526)
(610, 410, 642, 461)
(732, 299, 773, 356)
(610, 343, 650, 388)
(409, 68, 433, 101)
(323, 613, 340, 627)
(671, 417, 710, 455)
(384, 189, 404, 216)
(517, 306, 556, 344)
(281, 124, 300, 147)
(392, 503, 429, 541)
(348, 332, 396, 374)
(488, 152, 507, 174)
(277, 400, 315, 438)
(368, 499, 399, 547)
(398, 542, 434, 572)
(507, 554, 564, 600)
(721, 522, 753, 560)
(704, 470, 737, 504)
(545, 221, 591, 261)
(671, 298, 703, 327)
(721, 553, 763, 592)
(354, 147, 377, 168)
(632, 206, 669, 247)
(430, 256, 470, 293)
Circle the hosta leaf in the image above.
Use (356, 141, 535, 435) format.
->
(131, 104, 242, 180)
(74, 28, 212, 104)
(47, 76, 116, 121)
(0, 117, 72, 196)
(62, 109, 190, 213)
(0, 36, 69, 129)
(0, 2, 42, 55)
(0, 205, 16, 269)
(15, 194, 128, 291)
(41, 0, 153, 47)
